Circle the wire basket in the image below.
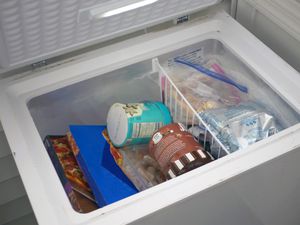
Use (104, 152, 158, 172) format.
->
(152, 58, 230, 159)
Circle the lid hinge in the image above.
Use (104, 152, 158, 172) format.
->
(31, 60, 48, 70)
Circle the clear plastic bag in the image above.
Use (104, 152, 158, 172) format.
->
(114, 145, 166, 191)
(102, 130, 166, 191)
(164, 57, 248, 114)
(160, 44, 299, 159)
(199, 102, 281, 156)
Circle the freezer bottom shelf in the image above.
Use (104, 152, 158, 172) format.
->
(27, 38, 299, 213)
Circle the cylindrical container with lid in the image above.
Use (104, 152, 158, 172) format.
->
(149, 123, 214, 179)
(107, 101, 172, 147)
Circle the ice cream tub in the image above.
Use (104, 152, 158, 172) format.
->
(107, 101, 172, 147)
(149, 123, 214, 179)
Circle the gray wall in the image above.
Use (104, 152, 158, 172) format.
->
(0, 127, 37, 225)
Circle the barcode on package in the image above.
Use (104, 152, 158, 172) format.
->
(132, 122, 163, 138)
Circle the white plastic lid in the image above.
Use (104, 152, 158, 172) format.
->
(107, 103, 128, 146)
(0, 0, 220, 70)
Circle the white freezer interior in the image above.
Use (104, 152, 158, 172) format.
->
(27, 36, 300, 208)
(1, 11, 300, 225)
(28, 60, 160, 138)
(28, 38, 299, 146)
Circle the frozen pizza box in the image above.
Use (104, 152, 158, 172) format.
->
(43, 136, 98, 213)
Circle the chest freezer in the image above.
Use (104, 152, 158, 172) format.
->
(0, 0, 300, 225)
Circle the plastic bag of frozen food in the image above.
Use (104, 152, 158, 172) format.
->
(102, 130, 166, 191)
(199, 101, 281, 157)
(163, 55, 249, 117)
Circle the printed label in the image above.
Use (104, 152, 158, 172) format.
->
(174, 15, 189, 24)
(157, 137, 186, 169)
(132, 122, 163, 139)
(167, 48, 204, 67)
(123, 103, 143, 118)
(152, 132, 163, 144)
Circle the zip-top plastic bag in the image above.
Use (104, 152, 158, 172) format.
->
(163, 56, 248, 115)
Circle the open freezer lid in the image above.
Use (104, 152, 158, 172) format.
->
(0, 0, 220, 70)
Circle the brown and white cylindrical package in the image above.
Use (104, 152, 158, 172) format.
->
(149, 123, 214, 179)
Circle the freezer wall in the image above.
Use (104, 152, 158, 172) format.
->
(131, 146, 300, 225)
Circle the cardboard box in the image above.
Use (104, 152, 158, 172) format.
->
(67, 125, 138, 207)
(44, 136, 98, 213)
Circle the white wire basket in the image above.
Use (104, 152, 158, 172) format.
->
(152, 58, 230, 159)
